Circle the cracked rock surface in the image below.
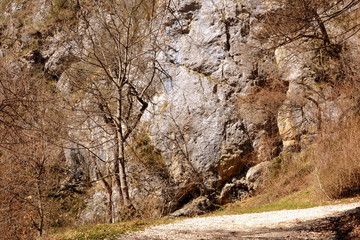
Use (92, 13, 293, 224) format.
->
(151, 0, 272, 188)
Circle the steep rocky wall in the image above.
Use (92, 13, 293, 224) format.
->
(149, 0, 360, 205)
(150, 0, 281, 191)
(1, 0, 359, 221)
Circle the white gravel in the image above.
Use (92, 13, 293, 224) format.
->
(119, 202, 360, 240)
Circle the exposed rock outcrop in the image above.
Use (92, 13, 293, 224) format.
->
(169, 196, 212, 218)
(1, 0, 359, 222)
(150, 0, 278, 192)
(149, 0, 360, 211)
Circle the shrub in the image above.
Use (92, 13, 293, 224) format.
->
(238, 74, 287, 161)
(47, 0, 79, 25)
(311, 117, 360, 199)
(130, 132, 168, 177)
(263, 152, 313, 200)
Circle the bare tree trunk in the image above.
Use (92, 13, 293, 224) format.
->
(33, 155, 46, 237)
(117, 134, 135, 211)
(309, 8, 331, 45)
(35, 181, 44, 237)
(96, 167, 114, 223)
(105, 184, 114, 223)
(114, 87, 135, 211)
(102, 177, 114, 223)
(114, 138, 123, 206)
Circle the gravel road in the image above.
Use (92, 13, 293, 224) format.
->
(118, 202, 360, 240)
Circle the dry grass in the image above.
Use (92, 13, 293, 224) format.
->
(210, 189, 320, 216)
(311, 118, 360, 199)
(238, 75, 288, 162)
(249, 117, 360, 203)
(48, 218, 177, 240)
(253, 152, 314, 207)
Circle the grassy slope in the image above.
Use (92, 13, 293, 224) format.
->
(49, 219, 171, 240)
(209, 190, 359, 217)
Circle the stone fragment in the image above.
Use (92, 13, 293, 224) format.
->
(169, 196, 212, 218)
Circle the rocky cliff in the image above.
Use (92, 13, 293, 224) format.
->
(1, 0, 359, 223)
(150, 0, 360, 203)
(150, 0, 280, 201)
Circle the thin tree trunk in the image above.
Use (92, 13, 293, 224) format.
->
(103, 178, 114, 223)
(105, 184, 114, 223)
(311, 9, 331, 45)
(114, 137, 123, 206)
(34, 155, 46, 237)
(117, 134, 135, 210)
(34, 180, 44, 237)
(96, 168, 114, 223)
(114, 86, 134, 211)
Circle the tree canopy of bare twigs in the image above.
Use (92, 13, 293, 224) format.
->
(260, 0, 360, 50)
(0, 61, 69, 239)
(62, 0, 166, 219)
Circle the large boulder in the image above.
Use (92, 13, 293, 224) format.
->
(169, 196, 212, 218)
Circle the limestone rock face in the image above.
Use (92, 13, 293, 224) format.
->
(276, 47, 360, 151)
(150, 0, 277, 189)
(151, 0, 360, 196)
(2, 0, 359, 222)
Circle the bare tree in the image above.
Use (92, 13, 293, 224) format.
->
(63, 0, 166, 215)
(0, 61, 66, 239)
(260, 0, 360, 50)
(258, 0, 360, 151)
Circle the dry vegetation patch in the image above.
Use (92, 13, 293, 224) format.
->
(311, 118, 360, 199)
